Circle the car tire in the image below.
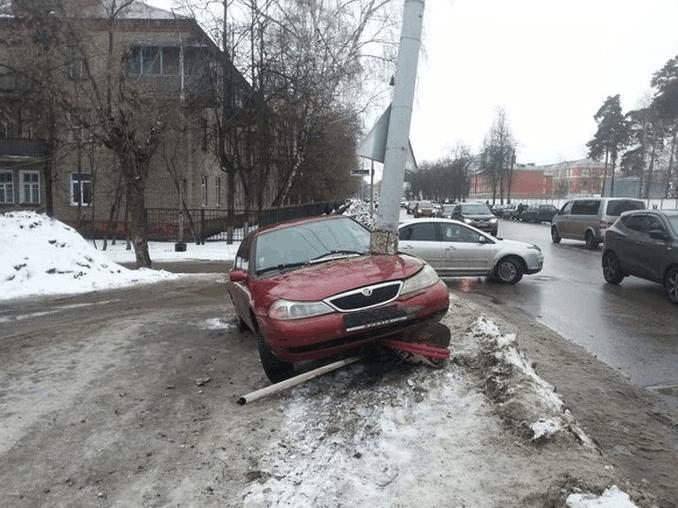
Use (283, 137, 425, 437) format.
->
(257, 330, 295, 383)
(551, 226, 561, 244)
(585, 231, 598, 249)
(495, 257, 523, 284)
(665, 267, 678, 304)
(602, 251, 624, 284)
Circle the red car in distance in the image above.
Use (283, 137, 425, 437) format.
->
(227, 215, 450, 382)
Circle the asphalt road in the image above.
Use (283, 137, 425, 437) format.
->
(444, 218, 678, 409)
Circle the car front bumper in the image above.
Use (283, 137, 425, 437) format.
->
(258, 280, 450, 362)
(525, 250, 544, 274)
(468, 221, 498, 235)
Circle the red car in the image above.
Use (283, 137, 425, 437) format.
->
(227, 215, 449, 382)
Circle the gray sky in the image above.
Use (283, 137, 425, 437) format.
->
(149, 0, 678, 165)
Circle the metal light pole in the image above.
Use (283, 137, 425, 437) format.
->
(370, 0, 425, 254)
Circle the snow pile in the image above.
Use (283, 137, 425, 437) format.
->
(567, 485, 637, 508)
(243, 365, 501, 507)
(197, 317, 235, 330)
(0, 211, 175, 301)
(462, 317, 594, 445)
(342, 198, 375, 228)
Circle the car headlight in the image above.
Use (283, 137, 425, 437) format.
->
(463, 217, 473, 224)
(489, 218, 497, 223)
(401, 264, 440, 294)
(527, 244, 542, 253)
(269, 299, 333, 320)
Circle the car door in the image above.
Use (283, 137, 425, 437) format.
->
(570, 199, 600, 239)
(439, 222, 493, 274)
(620, 214, 651, 278)
(398, 222, 443, 267)
(640, 215, 672, 282)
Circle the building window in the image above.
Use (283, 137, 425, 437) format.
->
(70, 172, 92, 206)
(128, 46, 182, 76)
(0, 171, 13, 204)
(20, 170, 40, 204)
(201, 176, 208, 207)
(215, 177, 222, 207)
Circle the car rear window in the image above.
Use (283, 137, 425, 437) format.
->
(571, 199, 600, 215)
(461, 204, 491, 214)
(606, 200, 645, 216)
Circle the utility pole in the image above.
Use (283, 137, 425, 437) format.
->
(369, 159, 375, 217)
(370, 0, 425, 255)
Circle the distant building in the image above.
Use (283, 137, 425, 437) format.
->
(467, 158, 608, 201)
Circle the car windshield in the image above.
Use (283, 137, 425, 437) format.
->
(461, 204, 491, 214)
(254, 217, 370, 275)
(606, 200, 645, 216)
(418, 201, 433, 207)
(667, 215, 678, 236)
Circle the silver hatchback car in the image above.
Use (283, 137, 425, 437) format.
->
(551, 197, 645, 249)
(398, 218, 543, 284)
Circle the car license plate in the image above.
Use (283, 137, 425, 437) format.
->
(343, 306, 409, 332)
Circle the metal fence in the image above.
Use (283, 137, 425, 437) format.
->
(145, 201, 342, 243)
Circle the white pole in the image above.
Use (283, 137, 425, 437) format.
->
(370, 0, 425, 254)
(237, 356, 364, 405)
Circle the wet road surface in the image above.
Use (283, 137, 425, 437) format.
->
(444, 218, 678, 409)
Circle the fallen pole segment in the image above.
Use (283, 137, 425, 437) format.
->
(237, 355, 365, 405)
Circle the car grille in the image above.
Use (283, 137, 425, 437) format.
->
(326, 281, 402, 311)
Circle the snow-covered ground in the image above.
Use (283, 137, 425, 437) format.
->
(242, 312, 638, 507)
(100, 240, 240, 264)
(0, 211, 175, 301)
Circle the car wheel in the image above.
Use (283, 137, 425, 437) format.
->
(257, 330, 295, 383)
(665, 267, 678, 304)
(495, 257, 523, 284)
(585, 231, 598, 249)
(551, 226, 561, 244)
(602, 251, 624, 284)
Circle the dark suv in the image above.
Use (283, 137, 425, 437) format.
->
(602, 210, 678, 304)
(520, 204, 558, 223)
(451, 202, 498, 236)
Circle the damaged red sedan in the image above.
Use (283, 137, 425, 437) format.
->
(227, 215, 449, 382)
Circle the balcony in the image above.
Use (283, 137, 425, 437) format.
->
(0, 139, 48, 159)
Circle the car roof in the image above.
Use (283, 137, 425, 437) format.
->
(621, 208, 678, 217)
(399, 217, 476, 227)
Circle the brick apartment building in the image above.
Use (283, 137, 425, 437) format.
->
(0, 0, 259, 236)
(468, 159, 607, 201)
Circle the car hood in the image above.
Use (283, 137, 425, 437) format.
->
(497, 238, 533, 250)
(250, 254, 424, 306)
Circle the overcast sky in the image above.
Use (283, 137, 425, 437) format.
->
(150, 0, 678, 165)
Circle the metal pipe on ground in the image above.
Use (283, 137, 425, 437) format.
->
(237, 355, 365, 405)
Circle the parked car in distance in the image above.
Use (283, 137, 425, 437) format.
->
(440, 204, 456, 219)
(401, 200, 409, 209)
(520, 204, 558, 223)
(602, 210, 678, 304)
(499, 204, 517, 218)
(398, 218, 543, 284)
(450, 202, 498, 236)
(227, 215, 450, 382)
(407, 200, 419, 215)
(414, 200, 436, 218)
(551, 197, 645, 249)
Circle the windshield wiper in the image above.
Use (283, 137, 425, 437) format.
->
(309, 250, 366, 263)
(256, 262, 308, 275)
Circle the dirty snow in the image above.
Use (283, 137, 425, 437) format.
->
(197, 317, 235, 330)
(567, 485, 637, 508)
(101, 240, 240, 264)
(466, 316, 595, 445)
(0, 211, 175, 301)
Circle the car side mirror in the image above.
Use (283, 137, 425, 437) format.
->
(649, 229, 668, 241)
(229, 270, 248, 282)
(478, 235, 487, 244)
